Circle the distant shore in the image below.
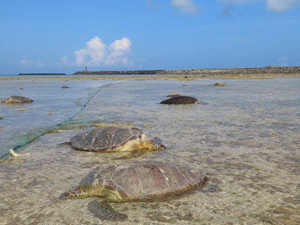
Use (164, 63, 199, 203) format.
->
(19, 73, 66, 75)
(2, 66, 300, 80)
(73, 66, 300, 76)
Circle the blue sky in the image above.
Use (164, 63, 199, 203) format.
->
(1, 0, 300, 74)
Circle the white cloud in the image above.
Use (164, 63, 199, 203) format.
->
(106, 37, 132, 65)
(220, 0, 300, 12)
(74, 36, 132, 66)
(266, 0, 300, 12)
(74, 36, 106, 66)
(170, 0, 199, 14)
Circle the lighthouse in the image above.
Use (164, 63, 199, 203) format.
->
(85, 66, 88, 71)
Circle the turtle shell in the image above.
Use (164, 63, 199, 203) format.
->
(1, 95, 34, 104)
(96, 160, 208, 201)
(160, 96, 199, 104)
(70, 126, 143, 151)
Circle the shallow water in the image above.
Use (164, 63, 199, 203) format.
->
(0, 79, 115, 157)
(0, 78, 299, 224)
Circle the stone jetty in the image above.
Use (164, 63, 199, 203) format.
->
(73, 66, 300, 76)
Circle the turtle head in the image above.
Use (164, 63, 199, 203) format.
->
(151, 141, 166, 150)
(140, 134, 166, 150)
(64, 183, 103, 199)
(1, 97, 13, 103)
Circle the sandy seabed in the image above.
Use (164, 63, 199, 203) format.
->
(0, 75, 299, 224)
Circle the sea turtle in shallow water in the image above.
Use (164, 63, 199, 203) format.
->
(63, 160, 208, 221)
(1, 95, 34, 104)
(69, 126, 165, 152)
(214, 82, 226, 86)
(160, 96, 202, 104)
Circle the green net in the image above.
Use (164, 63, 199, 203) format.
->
(0, 83, 112, 160)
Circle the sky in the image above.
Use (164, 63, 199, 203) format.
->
(1, 0, 300, 74)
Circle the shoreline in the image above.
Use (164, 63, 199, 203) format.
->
(1, 66, 300, 80)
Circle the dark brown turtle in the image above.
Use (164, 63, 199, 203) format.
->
(63, 160, 208, 221)
(214, 82, 226, 86)
(69, 126, 165, 152)
(160, 96, 202, 104)
(1, 95, 34, 104)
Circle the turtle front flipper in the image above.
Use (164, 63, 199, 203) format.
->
(114, 149, 150, 160)
(64, 182, 103, 198)
(88, 200, 128, 221)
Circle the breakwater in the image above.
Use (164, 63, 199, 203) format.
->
(19, 73, 66, 75)
(73, 70, 164, 75)
(73, 66, 300, 75)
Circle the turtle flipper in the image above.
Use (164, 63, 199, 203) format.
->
(88, 200, 128, 221)
(114, 149, 147, 160)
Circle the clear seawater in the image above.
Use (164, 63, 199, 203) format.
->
(0, 77, 299, 224)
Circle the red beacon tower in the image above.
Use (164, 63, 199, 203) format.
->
(85, 66, 88, 71)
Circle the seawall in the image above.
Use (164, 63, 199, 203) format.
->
(73, 66, 300, 75)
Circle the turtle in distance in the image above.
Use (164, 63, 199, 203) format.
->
(1, 95, 34, 104)
(214, 82, 226, 86)
(160, 96, 202, 104)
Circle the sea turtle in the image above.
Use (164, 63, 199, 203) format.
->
(63, 160, 208, 221)
(69, 126, 165, 152)
(214, 82, 226, 86)
(1, 95, 34, 104)
(160, 96, 202, 104)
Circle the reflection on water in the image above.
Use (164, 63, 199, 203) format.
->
(0, 78, 299, 224)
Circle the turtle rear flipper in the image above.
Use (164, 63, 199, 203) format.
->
(88, 200, 128, 221)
